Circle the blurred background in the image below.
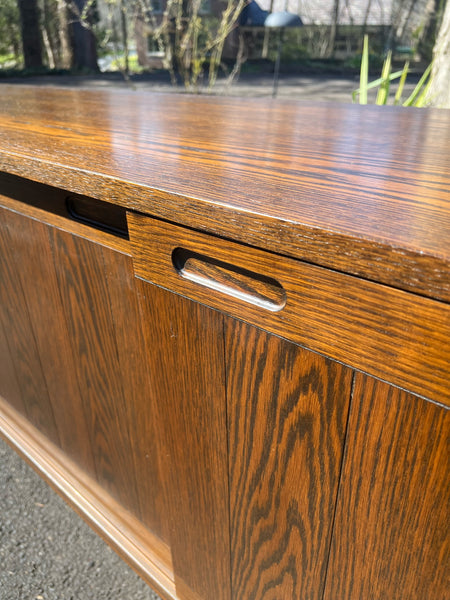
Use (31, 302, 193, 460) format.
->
(0, 0, 448, 103)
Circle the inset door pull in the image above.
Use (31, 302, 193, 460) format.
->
(172, 248, 286, 312)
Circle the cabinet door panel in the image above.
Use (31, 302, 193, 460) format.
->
(128, 213, 450, 406)
(137, 282, 231, 600)
(324, 374, 449, 600)
(226, 320, 353, 600)
(1, 201, 170, 555)
(0, 209, 59, 444)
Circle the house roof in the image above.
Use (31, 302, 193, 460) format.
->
(257, 0, 394, 26)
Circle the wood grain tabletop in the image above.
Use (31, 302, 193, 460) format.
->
(0, 85, 449, 301)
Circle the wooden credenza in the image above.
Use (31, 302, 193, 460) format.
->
(0, 87, 448, 600)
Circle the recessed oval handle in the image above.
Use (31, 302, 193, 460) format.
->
(172, 248, 286, 312)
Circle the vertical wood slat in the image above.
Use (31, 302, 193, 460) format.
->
(225, 320, 353, 600)
(102, 249, 169, 544)
(137, 281, 231, 600)
(323, 374, 450, 600)
(0, 208, 60, 445)
(48, 227, 142, 518)
(1, 207, 96, 476)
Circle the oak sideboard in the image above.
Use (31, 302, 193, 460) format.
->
(0, 86, 448, 600)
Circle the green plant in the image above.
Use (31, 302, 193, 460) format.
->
(353, 35, 433, 106)
(0, 0, 22, 68)
(110, 53, 145, 73)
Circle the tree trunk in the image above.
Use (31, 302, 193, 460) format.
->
(69, 0, 99, 71)
(17, 0, 43, 68)
(58, 0, 72, 69)
(135, 10, 150, 67)
(329, 0, 340, 57)
(427, 0, 450, 108)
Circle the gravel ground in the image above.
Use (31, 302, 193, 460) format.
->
(0, 437, 162, 600)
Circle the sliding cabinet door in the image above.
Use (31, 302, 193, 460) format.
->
(0, 201, 168, 546)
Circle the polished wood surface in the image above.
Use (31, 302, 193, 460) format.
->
(226, 320, 352, 600)
(129, 213, 450, 405)
(0, 87, 449, 300)
(324, 374, 449, 600)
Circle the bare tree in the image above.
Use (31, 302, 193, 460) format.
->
(119, 0, 129, 73)
(130, 0, 246, 89)
(415, 0, 443, 61)
(34, 0, 72, 69)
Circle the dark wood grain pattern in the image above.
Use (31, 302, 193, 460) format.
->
(0, 87, 449, 301)
(324, 374, 450, 600)
(137, 281, 231, 600)
(48, 227, 141, 518)
(226, 320, 352, 600)
(1, 205, 96, 475)
(129, 214, 450, 405)
(0, 208, 60, 445)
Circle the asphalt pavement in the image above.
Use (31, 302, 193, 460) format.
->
(0, 437, 161, 600)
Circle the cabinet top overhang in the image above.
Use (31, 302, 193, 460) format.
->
(0, 85, 449, 301)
